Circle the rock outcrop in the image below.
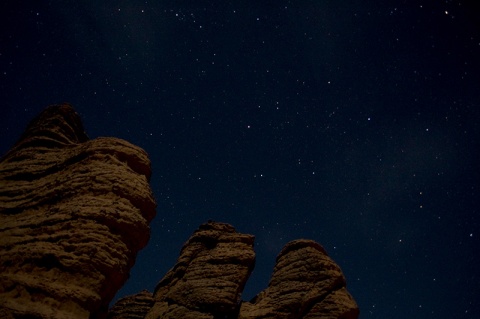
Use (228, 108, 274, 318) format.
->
(145, 221, 256, 319)
(116, 221, 358, 319)
(0, 104, 156, 318)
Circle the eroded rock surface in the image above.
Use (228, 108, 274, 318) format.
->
(239, 240, 359, 319)
(0, 104, 156, 318)
(0, 104, 358, 318)
(145, 221, 256, 319)
(107, 290, 154, 319)
(111, 222, 358, 319)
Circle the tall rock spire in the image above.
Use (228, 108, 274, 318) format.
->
(145, 221, 256, 319)
(0, 104, 156, 318)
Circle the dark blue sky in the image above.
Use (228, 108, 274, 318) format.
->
(1, 1, 479, 318)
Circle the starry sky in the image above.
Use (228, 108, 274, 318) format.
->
(1, 1, 479, 318)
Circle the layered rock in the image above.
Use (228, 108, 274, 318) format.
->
(145, 221, 256, 319)
(239, 240, 359, 319)
(0, 104, 156, 318)
(107, 290, 154, 319)
(0, 104, 359, 318)
(111, 222, 358, 319)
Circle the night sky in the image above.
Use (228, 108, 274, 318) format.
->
(1, 1, 479, 318)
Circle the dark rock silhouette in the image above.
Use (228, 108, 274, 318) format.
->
(0, 104, 156, 318)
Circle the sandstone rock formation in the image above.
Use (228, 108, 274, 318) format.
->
(239, 239, 359, 319)
(107, 290, 154, 319)
(0, 104, 358, 318)
(113, 221, 358, 319)
(0, 104, 156, 318)
(145, 221, 256, 319)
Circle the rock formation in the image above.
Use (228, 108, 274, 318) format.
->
(145, 221, 256, 319)
(239, 239, 359, 319)
(0, 104, 359, 318)
(0, 104, 156, 318)
(128, 221, 357, 319)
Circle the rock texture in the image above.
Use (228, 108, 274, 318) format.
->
(107, 290, 154, 319)
(239, 240, 359, 319)
(112, 221, 358, 319)
(0, 104, 156, 318)
(0, 104, 358, 318)
(145, 221, 256, 319)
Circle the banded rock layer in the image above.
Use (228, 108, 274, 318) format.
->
(113, 221, 358, 319)
(0, 104, 156, 318)
(239, 239, 359, 319)
(107, 290, 154, 319)
(145, 221, 256, 319)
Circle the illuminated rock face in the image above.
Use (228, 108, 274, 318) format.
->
(239, 239, 359, 319)
(145, 221, 256, 319)
(0, 104, 156, 319)
(107, 290, 154, 319)
(0, 104, 358, 319)
(140, 221, 358, 319)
